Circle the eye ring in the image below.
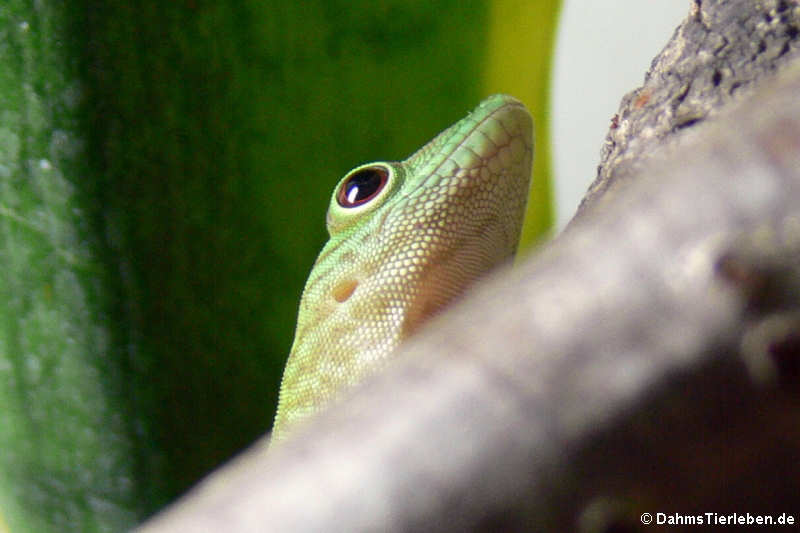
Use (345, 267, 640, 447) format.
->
(336, 165, 390, 208)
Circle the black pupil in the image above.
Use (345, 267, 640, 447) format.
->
(338, 167, 387, 207)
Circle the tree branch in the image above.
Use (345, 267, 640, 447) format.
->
(580, 0, 800, 217)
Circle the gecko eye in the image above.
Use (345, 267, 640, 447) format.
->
(337, 166, 389, 208)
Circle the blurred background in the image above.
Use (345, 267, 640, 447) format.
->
(0, 1, 687, 530)
(554, 1, 685, 228)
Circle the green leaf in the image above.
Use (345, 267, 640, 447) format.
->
(0, 1, 141, 531)
(82, 0, 492, 506)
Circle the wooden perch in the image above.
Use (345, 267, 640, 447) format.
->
(581, 0, 800, 216)
(138, 1, 800, 532)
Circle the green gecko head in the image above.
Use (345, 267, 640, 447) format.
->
(272, 94, 533, 439)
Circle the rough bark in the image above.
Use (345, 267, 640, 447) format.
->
(138, 1, 800, 532)
(579, 0, 800, 217)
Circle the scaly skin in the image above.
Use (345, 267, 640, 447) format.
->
(272, 95, 533, 440)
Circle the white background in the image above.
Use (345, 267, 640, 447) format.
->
(553, 1, 689, 228)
